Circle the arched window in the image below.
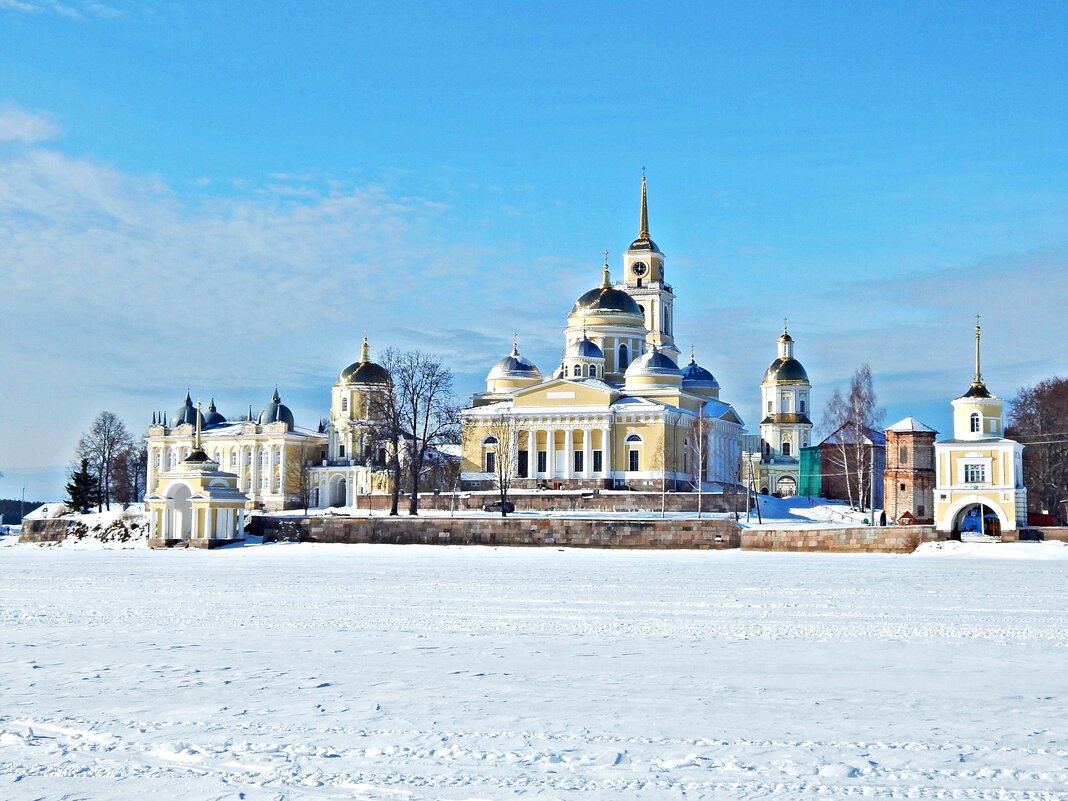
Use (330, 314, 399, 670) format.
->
(800, 398, 806, 414)
(665, 307, 671, 334)
(483, 436, 498, 445)
(781, 437, 791, 457)
(618, 343, 629, 370)
(969, 412, 980, 433)
(899, 445, 908, 463)
(573, 365, 582, 377)
(588, 364, 596, 377)
(625, 434, 642, 443)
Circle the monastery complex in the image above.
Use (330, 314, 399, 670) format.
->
(140, 178, 1029, 545)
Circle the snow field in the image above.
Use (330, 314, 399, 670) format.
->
(1, 543, 1066, 799)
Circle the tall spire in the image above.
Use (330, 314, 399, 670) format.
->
(638, 173, 650, 239)
(973, 317, 984, 387)
(194, 401, 203, 450)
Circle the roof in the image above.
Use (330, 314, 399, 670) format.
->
(760, 413, 812, 426)
(819, 422, 886, 447)
(887, 416, 938, 433)
(762, 357, 809, 383)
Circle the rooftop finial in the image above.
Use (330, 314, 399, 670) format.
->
(194, 401, 203, 450)
(973, 314, 983, 387)
(638, 172, 649, 238)
(783, 316, 789, 334)
(601, 260, 611, 288)
(511, 332, 519, 356)
(690, 344, 696, 363)
(360, 336, 371, 363)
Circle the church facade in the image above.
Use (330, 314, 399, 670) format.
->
(460, 178, 745, 491)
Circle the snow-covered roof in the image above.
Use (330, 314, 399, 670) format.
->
(887, 417, 937, 434)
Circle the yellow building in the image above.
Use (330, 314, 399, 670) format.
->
(145, 406, 249, 547)
(460, 178, 744, 491)
(145, 339, 403, 511)
(934, 324, 1026, 535)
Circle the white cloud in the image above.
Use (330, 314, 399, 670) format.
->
(0, 106, 59, 143)
(0, 0, 120, 18)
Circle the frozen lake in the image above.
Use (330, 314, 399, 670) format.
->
(1, 541, 1066, 799)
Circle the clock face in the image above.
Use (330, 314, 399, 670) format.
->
(632, 261, 648, 277)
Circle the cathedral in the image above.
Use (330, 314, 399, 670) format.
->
(459, 178, 747, 491)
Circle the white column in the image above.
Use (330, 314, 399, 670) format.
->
(583, 427, 592, 478)
(279, 443, 287, 496)
(602, 424, 612, 481)
(564, 429, 573, 479)
(529, 428, 538, 477)
(191, 507, 200, 539)
(250, 446, 260, 500)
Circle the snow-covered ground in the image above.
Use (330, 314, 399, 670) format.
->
(1, 543, 1066, 800)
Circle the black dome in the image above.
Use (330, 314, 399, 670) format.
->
(258, 389, 295, 431)
(573, 286, 642, 315)
(763, 357, 809, 383)
(202, 398, 226, 427)
(682, 358, 720, 389)
(340, 360, 391, 385)
(172, 392, 200, 427)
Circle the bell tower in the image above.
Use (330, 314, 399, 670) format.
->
(620, 174, 678, 359)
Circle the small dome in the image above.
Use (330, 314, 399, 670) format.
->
(258, 388, 295, 431)
(172, 392, 200, 427)
(573, 285, 642, 316)
(488, 343, 541, 381)
(202, 398, 227, 427)
(763, 357, 809, 383)
(566, 336, 604, 360)
(340, 337, 391, 385)
(625, 346, 682, 378)
(681, 355, 720, 389)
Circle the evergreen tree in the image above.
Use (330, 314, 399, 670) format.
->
(66, 458, 98, 514)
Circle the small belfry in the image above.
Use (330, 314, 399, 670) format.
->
(933, 320, 1027, 536)
(746, 323, 812, 498)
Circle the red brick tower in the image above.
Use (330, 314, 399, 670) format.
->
(884, 418, 937, 524)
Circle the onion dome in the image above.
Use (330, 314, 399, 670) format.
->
(172, 392, 200, 427)
(573, 263, 643, 315)
(258, 388, 295, 431)
(625, 346, 682, 379)
(681, 353, 720, 391)
(627, 175, 662, 253)
(487, 341, 541, 381)
(566, 335, 604, 360)
(340, 337, 391, 385)
(202, 398, 227, 427)
(762, 357, 809, 383)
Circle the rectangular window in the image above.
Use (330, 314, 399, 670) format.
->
(964, 464, 985, 483)
(574, 451, 583, 473)
(230, 453, 237, 467)
(767, 400, 773, 414)
(918, 505, 925, 517)
(628, 450, 640, 471)
(485, 451, 496, 474)
(593, 450, 603, 473)
(537, 451, 547, 473)
(800, 399, 806, 414)
(782, 442, 791, 457)
(339, 444, 345, 458)
(900, 483, 906, 492)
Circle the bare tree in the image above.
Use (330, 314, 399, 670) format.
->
(77, 412, 134, 511)
(819, 365, 885, 510)
(687, 407, 712, 517)
(111, 441, 148, 505)
(395, 352, 459, 516)
(1008, 376, 1068, 518)
(482, 412, 519, 516)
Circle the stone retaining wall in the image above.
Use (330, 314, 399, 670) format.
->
(18, 519, 71, 543)
(251, 515, 742, 550)
(1004, 527, 1068, 543)
(741, 525, 941, 553)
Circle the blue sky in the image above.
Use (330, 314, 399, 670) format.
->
(1, 1, 1067, 501)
